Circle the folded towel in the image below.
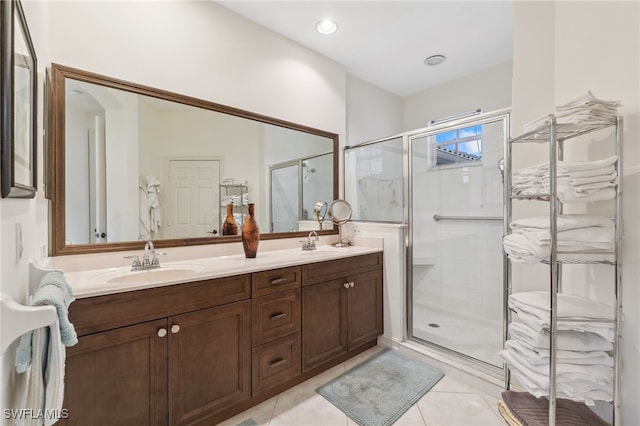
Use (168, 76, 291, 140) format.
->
(500, 349, 613, 404)
(16, 271, 77, 373)
(509, 291, 615, 342)
(510, 215, 613, 233)
(510, 291, 614, 321)
(505, 339, 613, 367)
(497, 400, 523, 426)
(508, 321, 613, 352)
(500, 391, 609, 426)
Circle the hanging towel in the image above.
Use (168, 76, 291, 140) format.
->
(15, 272, 77, 372)
(139, 175, 162, 239)
(15, 271, 76, 426)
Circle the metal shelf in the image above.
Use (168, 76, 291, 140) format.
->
(504, 115, 623, 426)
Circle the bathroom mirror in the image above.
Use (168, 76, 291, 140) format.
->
(328, 199, 353, 247)
(48, 64, 339, 255)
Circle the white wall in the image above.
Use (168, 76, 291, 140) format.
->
(1, 1, 347, 418)
(511, 1, 640, 423)
(403, 61, 513, 131)
(346, 74, 404, 146)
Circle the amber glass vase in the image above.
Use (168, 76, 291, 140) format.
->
(241, 203, 260, 258)
(222, 204, 238, 236)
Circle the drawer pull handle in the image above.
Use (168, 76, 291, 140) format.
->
(271, 312, 287, 321)
(343, 283, 349, 288)
(350, 281, 355, 288)
(171, 325, 180, 334)
(157, 328, 167, 338)
(270, 277, 288, 285)
(269, 358, 287, 368)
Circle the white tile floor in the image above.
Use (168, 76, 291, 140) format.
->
(219, 346, 507, 426)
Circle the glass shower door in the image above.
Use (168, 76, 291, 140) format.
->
(409, 113, 508, 367)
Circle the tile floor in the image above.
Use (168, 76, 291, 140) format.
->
(219, 346, 507, 426)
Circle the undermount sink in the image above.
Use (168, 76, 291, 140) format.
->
(92, 264, 206, 285)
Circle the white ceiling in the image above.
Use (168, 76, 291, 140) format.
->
(217, 1, 513, 97)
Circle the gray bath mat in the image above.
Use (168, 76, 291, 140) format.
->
(316, 349, 444, 426)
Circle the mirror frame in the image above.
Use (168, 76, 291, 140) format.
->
(1, 0, 38, 199)
(48, 63, 339, 255)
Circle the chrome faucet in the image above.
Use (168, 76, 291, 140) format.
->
(142, 240, 158, 267)
(125, 240, 163, 270)
(302, 231, 319, 251)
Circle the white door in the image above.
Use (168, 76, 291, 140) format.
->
(165, 160, 221, 238)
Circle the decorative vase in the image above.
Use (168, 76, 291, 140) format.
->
(222, 203, 238, 236)
(241, 203, 260, 258)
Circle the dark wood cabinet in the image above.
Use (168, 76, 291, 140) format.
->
(62, 251, 382, 425)
(169, 301, 251, 425)
(302, 253, 383, 372)
(61, 319, 168, 426)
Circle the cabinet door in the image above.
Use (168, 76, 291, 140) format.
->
(301, 279, 348, 372)
(61, 319, 168, 426)
(168, 300, 251, 425)
(347, 269, 383, 349)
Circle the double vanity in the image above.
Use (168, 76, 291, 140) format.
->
(57, 244, 383, 426)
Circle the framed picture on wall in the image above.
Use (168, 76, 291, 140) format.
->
(1, 0, 37, 198)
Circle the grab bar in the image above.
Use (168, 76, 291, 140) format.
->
(433, 214, 502, 222)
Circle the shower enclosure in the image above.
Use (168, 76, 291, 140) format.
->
(346, 109, 510, 369)
(270, 152, 333, 232)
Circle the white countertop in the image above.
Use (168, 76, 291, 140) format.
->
(63, 242, 382, 299)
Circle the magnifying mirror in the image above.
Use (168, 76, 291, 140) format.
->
(312, 201, 328, 230)
(328, 199, 353, 247)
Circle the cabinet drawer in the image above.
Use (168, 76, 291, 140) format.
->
(252, 333, 301, 396)
(301, 252, 383, 286)
(252, 266, 301, 297)
(252, 289, 301, 346)
(70, 274, 251, 336)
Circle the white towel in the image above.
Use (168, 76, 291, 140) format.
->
(20, 320, 66, 426)
(501, 349, 613, 405)
(139, 175, 162, 239)
(508, 321, 613, 352)
(505, 339, 613, 367)
(510, 291, 614, 321)
(509, 292, 615, 341)
(510, 215, 614, 233)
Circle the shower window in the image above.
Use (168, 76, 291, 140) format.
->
(433, 124, 483, 167)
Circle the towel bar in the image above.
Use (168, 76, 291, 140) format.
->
(0, 293, 56, 355)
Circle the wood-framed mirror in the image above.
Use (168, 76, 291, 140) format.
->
(48, 63, 339, 255)
(0, 0, 38, 199)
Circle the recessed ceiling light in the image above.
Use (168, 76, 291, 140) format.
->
(316, 19, 338, 35)
(424, 54, 446, 66)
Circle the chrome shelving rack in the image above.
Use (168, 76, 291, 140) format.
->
(504, 116, 623, 426)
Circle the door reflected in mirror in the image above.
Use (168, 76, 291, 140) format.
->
(49, 64, 338, 254)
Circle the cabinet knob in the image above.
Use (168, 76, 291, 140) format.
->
(171, 324, 181, 334)
(349, 281, 355, 288)
(157, 328, 167, 338)
(343, 283, 349, 288)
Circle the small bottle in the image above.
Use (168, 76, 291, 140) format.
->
(222, 203, 238, 236)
